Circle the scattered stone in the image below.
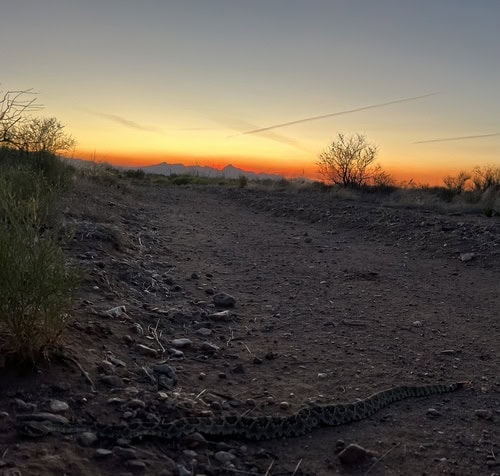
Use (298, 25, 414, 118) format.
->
(338, 443, 375, 464)
(177, 464, 192, 476)
(168, 348, 185, 359)
(412, 320, 423, 327)
(198, 372, 206, 380)
(158, 374, 177, 390)
(426, 408, 442, 418)
(94, 448, 113, 459)
(205, 288, 215, 295)
(196, 327, 212, 336)
(171, 338, 192, 348)
(201, 342, 220, 354)
(78, 432, 98, 447)
(126, 460, 146, 470)
(475, 409, 494, 420)
(208, 310, 232, 321)
(106, 305, 127, 318)
(99, 375, 125, 388)
(231, 364, 245, 374)
(49, 399, 69, 413)
(108, 356, 127, 367)
(13, 399, 36, 412)
(113, 446, 138, 460)
(279, 401, 290, 410)
(134, 343, 159, 357)
(440, 349, 456, 355)
(317, 373, 327, 379)
(214, 451, 236, 464)
(108, 397, 127, 405)
(190, 272, 200, 280)
(459, 252, 475, 262)
(213, 293, 236, 308)
(128, 399, 146, 409)
(153, 363, 177, 377)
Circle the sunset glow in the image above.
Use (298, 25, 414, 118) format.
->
(2, 1, 498, 185)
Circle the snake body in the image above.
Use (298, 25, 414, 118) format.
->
(17, 382, 467, 441)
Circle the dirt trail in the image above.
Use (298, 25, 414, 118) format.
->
(1, 182, 498, 475)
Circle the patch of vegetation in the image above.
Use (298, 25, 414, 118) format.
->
(0, 147, 79, 365)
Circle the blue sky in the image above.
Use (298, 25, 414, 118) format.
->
(1, 0, 499, 181)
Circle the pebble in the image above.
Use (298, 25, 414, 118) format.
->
(338, 443, 375, 464)
(279, 401, 290, 410)
(78, 432, 98, 446)
(475, 409, 494, 420)
(196, 327, 212, 336)
(459, 252, 475, 262)
(214, 451, 236, 463)
(127, 399, 146, 409)
(13, 399, 36, 412)
(177, 465, 191, 476)
(113, 446, 138, 460)
(317, 373, 327, 379)
(99, 375, 125, 388)
(208, 310, 232, 321)
(201, 342, 220, 354)
(94, 448, 113, 459)
(213, 293, 236, 308)
(49, 399, 69, 413)
(426, 408, 442, 418)
(126, 460, 146, 470)
(171, 338, 192, 348)
(134, 343, 159, 357)
(106, 305, 127, 318)
(152, 363, 177, 377)
(168, 348, 185, 359)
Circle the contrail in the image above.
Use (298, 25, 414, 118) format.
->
(414, 132, 500, 144)
(232, 92, 438, 136)
(86, 110, 161, 132)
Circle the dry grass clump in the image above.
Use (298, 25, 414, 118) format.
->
(0, 149, 79, 364)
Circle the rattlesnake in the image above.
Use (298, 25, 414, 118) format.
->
(17, 382, 467, 441)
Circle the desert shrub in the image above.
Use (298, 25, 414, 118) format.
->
(238, 175, 248, 188)
(0, 169, 78, 364)
(124, 168, 146, 179)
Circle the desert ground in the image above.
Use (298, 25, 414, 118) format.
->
(0, 178, 499, 476)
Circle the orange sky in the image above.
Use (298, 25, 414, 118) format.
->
(74, 148, 474, 186)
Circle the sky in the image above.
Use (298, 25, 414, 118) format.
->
(1, 0, 499, 184)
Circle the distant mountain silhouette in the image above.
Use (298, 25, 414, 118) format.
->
(65, 157, 283, 181)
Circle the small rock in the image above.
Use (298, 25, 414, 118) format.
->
(126, 460, 146, 470)
(317, 373, 327, 379)
(106, 305, 127, 318)
(213, 293, 236, 308)
(168, 348, 185, 359)
(13, 399, 36, 412)
(171, 338, 192, 348)
(214, 451, 236, 463)
(412, 320, 423, 327)
(78, 432, 98, 446)
(94, 448, 113, 459)
(153, 363, 177, 378)
(127, 399, 146, 409)
(113, 446, 137, 460)
(134, 343, 159, 357)
(279, 401, 290, 410)
(426, 408, 442, 418)
(177, 464, 192, 476)
(201, 342, 220, 354)
(475, 409, 494, 420)
(440, 349, 456, 355)
(108, 356, 127, 367)
(208, 310, 232, 321)
(99, 375, 125, 388)
(49, 399, 69, 413)
(338, 443, 375, 464)
(459, 252, 475, 262)
(196, 327, 212, 336)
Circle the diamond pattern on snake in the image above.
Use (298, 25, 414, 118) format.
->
(17, 382, 468, 441)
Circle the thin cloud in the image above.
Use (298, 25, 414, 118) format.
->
(414, 132, 500, 144)
(88, 110, 161, 132)
(232, 93, 438, 135)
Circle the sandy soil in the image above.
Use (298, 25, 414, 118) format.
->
(0, 180, 499, 476)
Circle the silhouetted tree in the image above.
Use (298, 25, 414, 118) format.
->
(0, 89, 41, 145)
(317, 133, 388, 188)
